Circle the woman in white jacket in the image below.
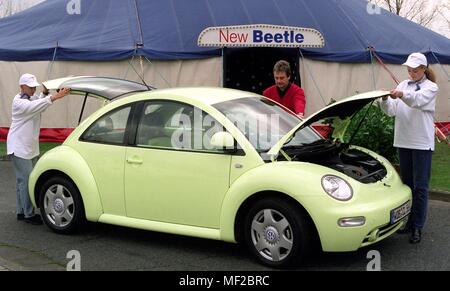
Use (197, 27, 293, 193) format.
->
(380, 53, 438, 244)
(7, 74, 69, 225)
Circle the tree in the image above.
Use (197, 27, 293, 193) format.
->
(0, 0, 15, 17)
(370, 0, 440, 28)
(0, 0, 44, 18)
(438, 2, 450, 29)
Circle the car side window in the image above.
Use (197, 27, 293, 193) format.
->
(136, 101, 227, 152)
(82, 106, 131, 144)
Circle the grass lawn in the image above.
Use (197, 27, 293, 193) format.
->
(430, 142, 450, 192)
(0, 142, 61, 158)
(1, 141, 449, 192)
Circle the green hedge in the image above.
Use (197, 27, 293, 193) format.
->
(345, 103, 398, 163)
(325, 101, 399, 164)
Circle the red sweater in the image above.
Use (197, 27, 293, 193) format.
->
(263, 83, 306, 115)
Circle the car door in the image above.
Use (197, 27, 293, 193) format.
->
(77, 104, 133, 216)
(124, 100, 232, 228)
(42, 77, 150, 216)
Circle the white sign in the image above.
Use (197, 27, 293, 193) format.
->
(198, 24, 324, 48)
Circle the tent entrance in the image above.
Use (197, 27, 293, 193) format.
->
(223, 47, 301, 95)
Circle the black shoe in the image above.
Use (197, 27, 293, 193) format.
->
(17, 214, 25, 221)
(409, 228, 421, 244)
(24, 215, 43, 225)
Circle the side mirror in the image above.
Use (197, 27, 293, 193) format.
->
(210, 132, 235, 150)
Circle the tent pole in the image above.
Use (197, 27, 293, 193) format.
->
(123, 50, 137, 79)
(430, 51, 450, 82)
(139, 55, 144, 81)
(298, 48, 327, 106)
(127, 58, 148, 89)
(46, 42, 58, 80)
(369, 48, 377, 90)
(133, 0, 144, 48)
(369, 48, 400, 84)
(144, 56, 172, 88)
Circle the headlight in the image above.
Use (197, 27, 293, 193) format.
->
(321, 175, 353, 201)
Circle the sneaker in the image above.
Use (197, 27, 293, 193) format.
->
(17, 214, 25, 221)
(24, 215, 43, 225)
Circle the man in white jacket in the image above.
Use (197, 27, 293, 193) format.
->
(7, 73, 70, 225)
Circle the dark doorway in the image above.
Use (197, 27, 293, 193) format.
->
(223, 47, 300, 95)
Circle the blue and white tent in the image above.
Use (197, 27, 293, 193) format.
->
(0, 0, 449, 128)
(0, 0, 449, 63)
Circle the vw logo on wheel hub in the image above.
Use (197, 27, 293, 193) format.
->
(53, 199, 65, 214)
(264, 226, 279, 244)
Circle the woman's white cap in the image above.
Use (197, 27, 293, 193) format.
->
(402, 52, 427, 68)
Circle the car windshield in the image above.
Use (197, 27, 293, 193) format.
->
(213, 97, 322, 152)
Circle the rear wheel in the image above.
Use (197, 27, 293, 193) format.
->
(39, 176, 85, 234)
(243, 198, 313, 268)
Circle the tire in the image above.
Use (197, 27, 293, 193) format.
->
(243, 197, 313, 268)
(39, 176, 85, 234)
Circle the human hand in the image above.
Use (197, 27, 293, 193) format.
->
(389, 89, 403, 99)
(50, 87, 70, 102)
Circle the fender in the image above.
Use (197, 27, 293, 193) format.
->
(29, 145, 103, 221)
(219, 161, 332, 242)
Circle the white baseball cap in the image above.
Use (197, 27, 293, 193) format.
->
(402, 52, 428, 68)
(19, 73, 41, 87)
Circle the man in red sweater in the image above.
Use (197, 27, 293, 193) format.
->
(263, 60, 306, 118)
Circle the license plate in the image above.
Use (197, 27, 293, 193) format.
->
(390, 201, 411, 224)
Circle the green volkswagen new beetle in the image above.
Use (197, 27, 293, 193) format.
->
(29, 77, 411, 268)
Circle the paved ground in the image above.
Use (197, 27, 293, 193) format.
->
(1, 160, 449, 271)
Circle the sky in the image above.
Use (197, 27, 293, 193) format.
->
(2, 0, 450, 38)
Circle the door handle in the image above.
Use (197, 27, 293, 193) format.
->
(126, 157, 143, 165)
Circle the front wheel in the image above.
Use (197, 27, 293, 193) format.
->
(243, 198, 313, 268)
(39, 176, 85, 234)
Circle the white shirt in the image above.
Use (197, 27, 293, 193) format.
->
(380, 77, 438, 151)
(7, 93, 53, 159)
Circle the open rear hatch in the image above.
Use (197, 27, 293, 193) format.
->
(43, 76, 152, 124)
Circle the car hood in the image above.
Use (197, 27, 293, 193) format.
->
(267, 90, 390, 157)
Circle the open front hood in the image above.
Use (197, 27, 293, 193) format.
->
(267, 90, 390, 156)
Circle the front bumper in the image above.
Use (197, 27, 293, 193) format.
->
(311, 183, 412, 252)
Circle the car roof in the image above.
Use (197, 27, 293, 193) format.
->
(44, 76, 261, 105)
(145, 87, 262, 105)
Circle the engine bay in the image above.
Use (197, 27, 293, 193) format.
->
(280, 140, 387, 183)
